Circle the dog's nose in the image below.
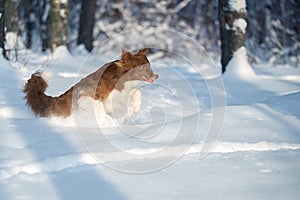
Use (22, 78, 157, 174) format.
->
(153, 73, 159, 80)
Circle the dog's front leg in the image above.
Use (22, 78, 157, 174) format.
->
(129, 89, 141, 114)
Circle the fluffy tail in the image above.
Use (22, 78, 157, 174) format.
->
(23, 72, 73, 117)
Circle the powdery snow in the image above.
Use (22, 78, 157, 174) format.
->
(233, 18, 247, 34)
(0, 47, 300, 199)
(223, 46, 256, 80)
(228, 0, 246, 12)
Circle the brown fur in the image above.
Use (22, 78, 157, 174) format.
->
(23, 48, 158, 117)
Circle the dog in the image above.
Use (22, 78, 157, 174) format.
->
(23, 48, 158, 118)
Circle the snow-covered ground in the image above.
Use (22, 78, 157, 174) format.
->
(1, 46, 300, 200)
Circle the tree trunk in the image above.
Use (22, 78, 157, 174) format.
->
(4, 0, 20, 60)
(0, 0, 5, 57)
(219, 0, 247, 73)
(5, 0, 20, 33)
(78, 0, 95, 52)
(23, 0, 34, 49)
(48, 0, 69, 51)
(38, 0, 50, 51)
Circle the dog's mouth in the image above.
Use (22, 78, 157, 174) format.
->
(141, 75, 153, 83)
(141, 74, 158, 83)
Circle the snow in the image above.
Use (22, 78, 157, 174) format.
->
(5, 32, 25, 51)
(1, 47, 300, 199)
(173, 0, 193, 13)
(225, 18, 247, 34)
(60, 0, 68, 4)
(224, 47, 256, 80)
(228, 0, 246, 12)
(233, 18, 247, 34)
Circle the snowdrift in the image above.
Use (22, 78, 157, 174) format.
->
(0, 47, 300, 199)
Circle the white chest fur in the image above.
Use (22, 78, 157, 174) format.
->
(103, 81, 142, 118)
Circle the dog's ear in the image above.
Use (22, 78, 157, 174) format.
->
(136, 48, 148, 56)
(121, 48, 133, 63)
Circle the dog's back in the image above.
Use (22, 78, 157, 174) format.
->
(24, 48, 158, 118)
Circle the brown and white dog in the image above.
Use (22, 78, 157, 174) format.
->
(23, 48, 158, 117)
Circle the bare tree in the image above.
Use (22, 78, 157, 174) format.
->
(23, 0, 34, 49)
(4, 0, 23, 61)
(3, 0, 22, 60)
(48, 0, 69, 51)
(5, 0, 20, 33)
(219, 0, 247, 73)
(0, 0, 5, 57)
(39, 0, 50, 51)
(78, 0, 95, 52)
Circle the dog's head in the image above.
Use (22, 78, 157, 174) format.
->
(118, 48, 158, 83)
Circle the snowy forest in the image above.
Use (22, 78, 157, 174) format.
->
(1, 1, 300, 200)
(0, 0, 299, 67)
